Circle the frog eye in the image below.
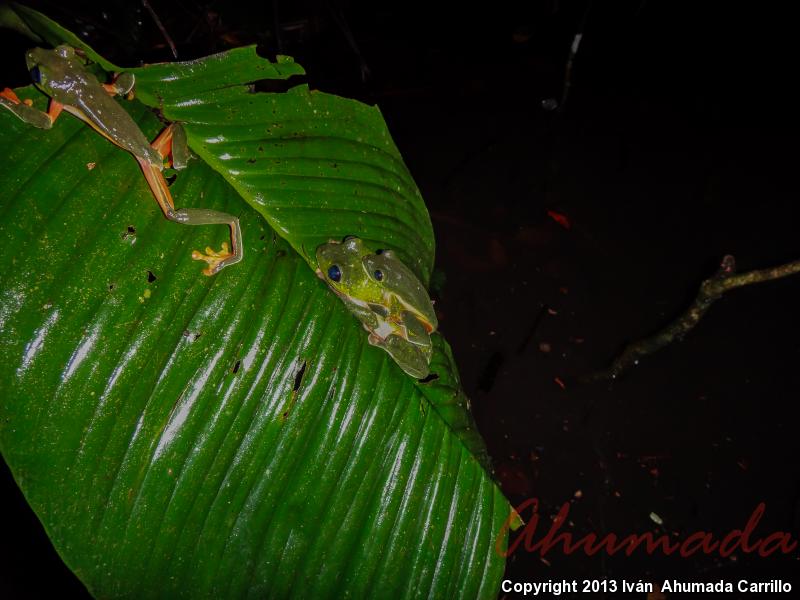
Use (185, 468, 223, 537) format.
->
(327, 265, 342, 282)
(375, 249, 384, 255)
(29, 66, 42, 84)
(373, 269, 384, 281)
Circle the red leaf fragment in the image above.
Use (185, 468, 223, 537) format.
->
(547, 210, 571, 229)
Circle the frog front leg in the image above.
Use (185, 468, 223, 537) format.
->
(141, 124, 243, 275)
(1, 87, 63, 129)
(104, 72, 135, 98)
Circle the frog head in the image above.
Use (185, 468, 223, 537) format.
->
(362, 249, 438, 333)
(316, 236, 437, 378)
(315, 236, 384, 307)
(25, 46, 87, 98)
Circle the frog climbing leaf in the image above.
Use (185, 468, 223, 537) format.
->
(0, 5, 516, 600)
(315, 236, 438, 379)
(2, 43, 442, 376)
(1, 44, 242, 275)
(1, 1, 435, 284)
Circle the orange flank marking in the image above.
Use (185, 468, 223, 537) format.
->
(137, 156, 176, 215)
(47, 99, 63, 123)
(150, 125, 175, 166)
(1, 87, 22, 103)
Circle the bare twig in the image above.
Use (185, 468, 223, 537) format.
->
(585, 255, 800, 381)
(142, 0, 178, 59)
(327, 0, 371, 81)
(272, 0, 284, 54)
(558, 0, 593, 111)
(516, 304, 549, 354)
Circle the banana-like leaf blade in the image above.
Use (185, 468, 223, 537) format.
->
(0, 88, 511, 597)
(1, 2, 435, 283)
(131, 55, 435, 284)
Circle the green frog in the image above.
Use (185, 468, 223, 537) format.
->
(315, 236, 437, 378)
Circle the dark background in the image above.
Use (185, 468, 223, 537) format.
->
(2, 1, 798, 597)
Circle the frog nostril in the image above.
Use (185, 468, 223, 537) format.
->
(327, 265, 341, 282)
(29, 66, 41, 84)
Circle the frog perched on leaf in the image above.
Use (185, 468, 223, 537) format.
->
(1, 44, 441, 377)
(0, 45, 242, 275)
(315, 236, 438, 378)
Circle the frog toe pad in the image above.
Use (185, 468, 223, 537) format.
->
(192, 242, 234, 276)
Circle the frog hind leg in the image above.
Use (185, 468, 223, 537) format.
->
(136, 151, 243, 276)
(151, 122, 190, 170)
(379, 334, 430, 379)
(399, 311, 432, 347)
(187, 215, 243, 275)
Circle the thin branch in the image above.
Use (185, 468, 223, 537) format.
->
(558, 0, 593, 112)
(272, 0, 284, 54)
(585, 255, 800, 382)
(142, 0, 178, 59)
(327, 0, 371, 81)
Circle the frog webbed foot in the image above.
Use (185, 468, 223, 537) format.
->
(171, 207, 242, 276)
(192, 242, 237, 276)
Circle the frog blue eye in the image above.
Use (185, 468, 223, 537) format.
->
(29, 66, 42, 84)
(327, 265, 341, 282)
(373, 269, 384, 281)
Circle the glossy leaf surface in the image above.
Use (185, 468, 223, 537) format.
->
(1, 2, 435, 283)
(0, 78, 510, 599)
(134, 54, 434, 283)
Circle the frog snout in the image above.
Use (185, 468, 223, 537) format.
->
(24, 52, 37, 72)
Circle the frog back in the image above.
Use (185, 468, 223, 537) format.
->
(68, 89, 162, 167)
(363, 251, 438, 332)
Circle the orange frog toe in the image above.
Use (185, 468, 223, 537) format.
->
(191, 243, 233, 276)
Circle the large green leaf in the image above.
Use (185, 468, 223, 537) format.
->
(2, 0, 488, 466)
(0, 24, 513, 600)
(0, 2, 119, 70)
(1, 2, 435, 283)
(133, 59, 434, 283)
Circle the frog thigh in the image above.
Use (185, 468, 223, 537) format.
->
(401, 311, 431, 346)
(150, 123, 190, 169)
(169, 123, 191, 170)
